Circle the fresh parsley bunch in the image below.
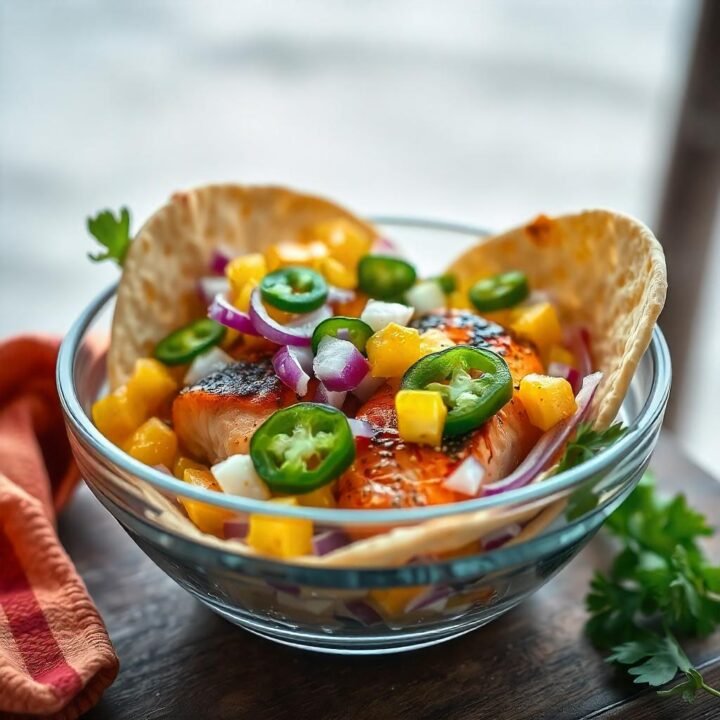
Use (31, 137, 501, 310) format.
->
(586, 473, 720, 703)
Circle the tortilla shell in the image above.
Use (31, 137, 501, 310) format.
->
(445, 210, 666, 428)
(108, 203, 665, 568)
(108, 184, 377, 388)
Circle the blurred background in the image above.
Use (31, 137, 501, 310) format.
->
(1, 1, 717, 475)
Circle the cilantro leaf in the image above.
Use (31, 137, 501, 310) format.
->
(87, 207, 131, 266)
(555, 422, 626, 474)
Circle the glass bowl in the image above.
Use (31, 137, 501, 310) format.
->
(57, 218, 671, 654)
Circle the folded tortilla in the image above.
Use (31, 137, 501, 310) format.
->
(108, 184, 377, 388)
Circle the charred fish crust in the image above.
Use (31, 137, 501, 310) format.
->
(412, 311, 506, 350)
(182, 359, 283, 397)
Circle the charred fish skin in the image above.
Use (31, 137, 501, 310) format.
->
(412, 311, 506, 351)
(180, 358, 284, 401)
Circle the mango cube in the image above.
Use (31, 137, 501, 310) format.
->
(173, 455, 208, 479)
(510, 302, 562, 353)
(547, 344, 576, 368)
(265, 240, 328, 271)
(232, 281, 256, 312)
(369, 586, 425, 617)
(320, 256, 357, 290)
(181, 468, 232, 537)
(126, 358, 177, 414)
(124, 417, 178, 469)
(305, 219, 372, 270)
(226, 253, 267, 297)
(294, 483, 336, 508)
(92, 386, 146, 445)
(395, 390, 447, 447)
(246, 498, 314, 558)
(366, 323, 424, 378)
(419, 329, 455, 355)
(518, 373, 577, 431)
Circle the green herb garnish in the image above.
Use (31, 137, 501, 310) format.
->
(555, 421, 626, 474)
(586, 473, 720, 704)
(87, 207, 131, 266)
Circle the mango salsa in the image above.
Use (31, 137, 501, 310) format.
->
(246, 498, 313, 558)
(124, 417, 178, 468)
(518, 373, 577, 431)
(226, 253, 267, 298)
(173, 455, 208, 479)
(547, 344, 576, 368)
(510, 302, 562, 354)
(369, 586, 425, 617)
(320, 256, 357, 290)
(395, 390, 447, 447)
(304, 218, 371, 270)
(91, 386, 146, 445)
(366, 323, 423, 378)
(180, 468, 232, 537)
(294, 483, 337, 508)
(265, 240, 328, 271)
(126, 358, 177, 414)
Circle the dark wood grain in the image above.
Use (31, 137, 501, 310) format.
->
(59, 433, 719, 720)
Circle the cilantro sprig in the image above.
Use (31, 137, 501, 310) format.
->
(555, 421, 626, 474)
(87, 207, 131, 266)
(586, 474, 720, 704)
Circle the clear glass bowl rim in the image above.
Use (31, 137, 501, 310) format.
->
(57, 216, 671, 526)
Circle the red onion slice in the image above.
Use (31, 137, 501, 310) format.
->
(348, 418, 375, 439)
(351, 373, 385, 403)
(405, 585, 452, 613)
(482, 371, 603, 497)
(208, 293, 259, 335)
(312, 530, 349, 556)
(372, 236, 403, 256)
(250, 288, 331, 346)
(223, 519, 249, 540)
(482, 523, 522, 551)
(442, 456, 485, 496)
(328, 286, 356, 305)
(198, 276, 230, 305)
(313, 336, 370, 392)
(314, 382, 347, 410)
(547, 361, 582, 394)
(209, 247, 234, 275)
(338, 600, 383, 626)
(567, 326, 593, 378)
(272, 345, 311, 396)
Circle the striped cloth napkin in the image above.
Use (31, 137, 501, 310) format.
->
(0, 336, 118, 718)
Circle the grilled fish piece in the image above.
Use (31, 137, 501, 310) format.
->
(172, 358, 297, 463)
(336, 311, 543, 509)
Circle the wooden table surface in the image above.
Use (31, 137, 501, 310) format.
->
(59, 433, 720, 720)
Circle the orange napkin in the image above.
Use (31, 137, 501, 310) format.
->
(0, 336, 118, 719)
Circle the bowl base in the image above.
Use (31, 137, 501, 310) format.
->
(198, 593, 519, 655)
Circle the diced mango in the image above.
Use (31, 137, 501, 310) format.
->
(124, 417, 178, 469)
(518, 373, 577, 431)
(547, 344, 576, 368)
(294, 483, 336, 508)
(369, 586, 425, 617)
(366, 323, 423, 377)
(320, 256, 357, 290)
(419, 329, 455, 355)
(265, 241, 329, 271)
(173, 455, 208, 479)
(126, 358, 177, 414)
(232, 281, 256, 312)
(181, 468, 232, 537)
(304, 219, 372, 270)
(395, 390, 447, 447)
(226, 253, 267, 297)
(246, 497, 314, 558)
(92, 386, 147, 445)
(510, 302, 562, 353)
